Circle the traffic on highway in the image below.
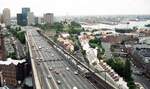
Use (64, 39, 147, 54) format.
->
(26, 27, 97, 89)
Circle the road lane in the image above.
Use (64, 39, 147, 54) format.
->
(26, 27, 96, 89)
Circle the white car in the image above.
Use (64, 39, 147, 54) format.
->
(74, 71, 78, 75)
(51, 54, 54, 57)
(66, 67, 69, 71)
(39, 46, 42, 49)
(49, 67, 53, 70)
(57, 80, 61, 84)
(73, 86, 78, 89)
(47, 75, 51, 79)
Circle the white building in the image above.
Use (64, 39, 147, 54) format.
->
(43, 13, 54, 25)
(78, 33, 129, 89)
(35, 17, 44, 24)
(27, 12, 35, 25)
(2, 8, 11, 26)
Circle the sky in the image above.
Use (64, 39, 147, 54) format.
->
(0, 0, 150, 17)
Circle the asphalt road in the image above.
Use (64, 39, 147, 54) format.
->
(26, 27, 96, 89)
(14, 38, 25, 59)
(131, 65, 150, 89)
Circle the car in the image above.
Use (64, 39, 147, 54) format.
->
(74, 71, 78, 75)
(57, 80, 61, 84)
(39, 58, 42, 61)
(73, 86, 78, 89)
(49, 67, 53, 70)
(66, 67, 69, 71)
(55, 70, 59, 74)
(51, 54, 54, 57)
(47, 75, 51, 79)
(39, 46, 42, 49)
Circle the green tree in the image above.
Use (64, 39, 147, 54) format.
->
(124, 59, 132, 81)
(71, 21, 81, 27)
(52, 22, 64, 32)
(106, 58, 136, 89)
(17, 31, 26, 44)
(8, 52, 16, 59)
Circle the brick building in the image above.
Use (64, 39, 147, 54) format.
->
(0, 58, 26, 86)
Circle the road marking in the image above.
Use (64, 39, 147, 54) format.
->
(59, 74, 72, 89)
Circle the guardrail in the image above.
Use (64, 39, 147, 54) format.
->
(38, 31, 117, 89)
(25, 33, 42, 89)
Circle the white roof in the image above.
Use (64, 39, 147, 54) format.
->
(0, 58, 26, 65)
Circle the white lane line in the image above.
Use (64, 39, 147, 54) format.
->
(30, 32, 60, 89)
(46, 78, 52, 89)
(59, 73, 72, 89)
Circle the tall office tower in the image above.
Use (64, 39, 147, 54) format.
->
(22, 8, 30, 15)
(27, 12, 35, 25)
(35, 17, 44, 24)
(17, 14, 23, 26)
(21, 8, 30, 26)
(43, 13, 54, 25)
(2, 8, 11, 26)
(0, 25, 5, 61)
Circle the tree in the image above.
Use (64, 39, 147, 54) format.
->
(52, 22, 64, 32)
(106, 58, 136, 89)
(71, 21, 81, 27)
(8, 52, 16, 59)
(124, 59, 132, 81)
(17, 31, 26, 44)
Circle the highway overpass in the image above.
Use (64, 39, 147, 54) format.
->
(25, 27, 101, 89)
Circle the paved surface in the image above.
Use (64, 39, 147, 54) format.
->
(26, 27, 96, 89)
(131, 65, 150, 89)
(14, 38, 25, 59)
(101, 42, 112, 59)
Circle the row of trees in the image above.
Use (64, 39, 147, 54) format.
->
(9, 27, 26, 44)
(89, 38, 105, 59)
(35, 21, 82, 34)
(106, 58, 136, 89)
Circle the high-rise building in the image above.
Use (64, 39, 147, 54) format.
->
(43, 13, 54, 25)
(22, 8, 30, 16)
(27, 12, 35, 25)
(35, 17, 44, 24)
(2, 8, 11, 26)
(17, 8, 30, 26)
(17, 13, 27, 26)
(21, 8, 30, 26)
(17, 14, 25, 26)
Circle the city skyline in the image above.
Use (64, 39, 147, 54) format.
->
(0, 0, 150, 17)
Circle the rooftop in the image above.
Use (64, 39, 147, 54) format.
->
(0, 58, 26, 65)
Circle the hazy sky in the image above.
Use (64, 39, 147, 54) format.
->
(0, 0, 150, 16)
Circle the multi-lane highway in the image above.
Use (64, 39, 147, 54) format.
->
(26, 27, 97, 89)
